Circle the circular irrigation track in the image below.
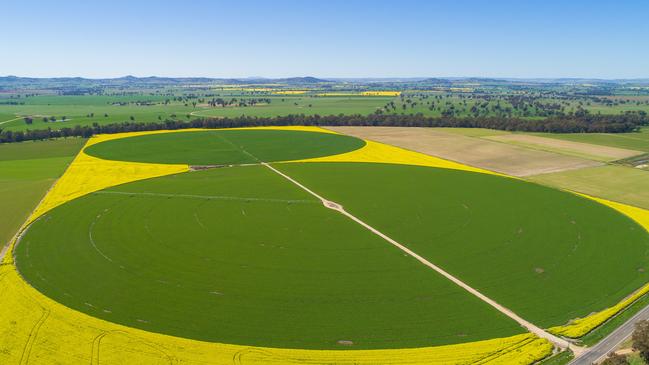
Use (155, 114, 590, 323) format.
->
(15, 129, 649, 350)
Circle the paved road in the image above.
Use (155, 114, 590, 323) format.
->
(570, 303, 649, 364)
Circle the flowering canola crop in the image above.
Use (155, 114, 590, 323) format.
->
(0, 262, 552, 364)
(273, 90, 307, 95)
(360, 91, 401, 96)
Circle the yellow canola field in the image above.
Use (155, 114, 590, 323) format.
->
(273, 90, 307, 95)
(361, 91, 401, 96)
(0, 126, 555, 364)
(217, 87, 277, 92)
(0, 263, 552, 364)
(549, 281, 649, 338)
(548, 195, 649, 338)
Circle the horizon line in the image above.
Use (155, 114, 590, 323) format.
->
(3, 75, 649, 81)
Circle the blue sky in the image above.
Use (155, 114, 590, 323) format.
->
(3, 0, 648, 79)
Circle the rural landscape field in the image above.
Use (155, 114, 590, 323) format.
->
(3, 1, 649, 364)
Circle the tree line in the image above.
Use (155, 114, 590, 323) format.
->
(386, 92, 649, 119)
(1, 111, 647, 144)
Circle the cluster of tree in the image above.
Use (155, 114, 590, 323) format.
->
(31, 116, 67, 124)
(388, 92, 649, 119)
(206, 97, 271, 108)
(1, 111, 647, 144)
(602, 352, 629, 365)
(109, 100, 157, 106)
(59, 87, 103, 95)
(601, 319, 649, 365)
(632, 320, 649, 363)
(590, 96, 649, 107)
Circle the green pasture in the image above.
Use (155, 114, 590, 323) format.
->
(2, 92, 649, 133)
(84, 129, 365, 165)
(0, 138, 85, 247)
(532, 127, 649, 152)
(0, 113, 17, 123)
(0, 94, 195, 131)
(528, 165, 649, 210)
(191, 96, 391, 118)
(0, 95, 392, 131)
(0, 137, 86, 161)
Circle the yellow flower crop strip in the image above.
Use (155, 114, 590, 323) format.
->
(548, 283, 649, 338)
(586, 196, 649, 232)
(0, 265, 551, 364)
(273, 90, 307, 95)
(225, 87, 276, 92)
(360, 91, 401, 96)
(27, 154, 189, 224)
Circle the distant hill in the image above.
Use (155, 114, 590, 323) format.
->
(0, 75, 331, 90)
(419, 78, 453, 85)
(1, 75, 648, 92)
(234, 76, 330, 84)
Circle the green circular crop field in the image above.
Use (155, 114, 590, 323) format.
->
(15, 130, 649, 350)
(84, 129, 366, 165)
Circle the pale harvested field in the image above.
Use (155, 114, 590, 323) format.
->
(486, 134, 643, 161)
(326, 127, 602, 177)
(528, 165, 649, 210)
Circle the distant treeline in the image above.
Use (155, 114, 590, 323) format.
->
(1, 112, 647, 143)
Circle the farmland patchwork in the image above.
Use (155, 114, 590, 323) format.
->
(3, 126, 649, 363)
